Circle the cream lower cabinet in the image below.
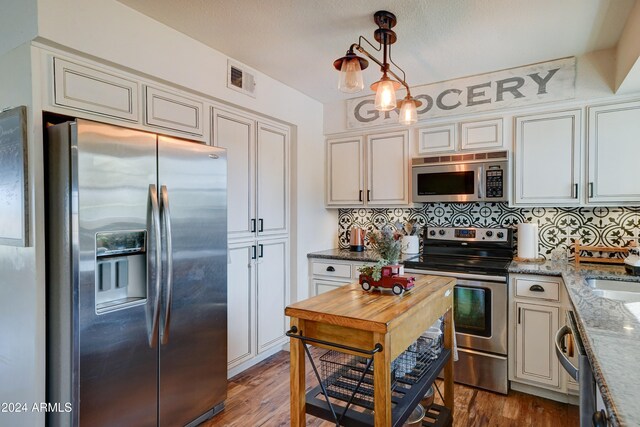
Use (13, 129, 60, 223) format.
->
(509, 274, 574, 401)
(309, 258, 375, 296)
(227, 239, 289, 371)
(256, 238, 289, 353)
(326, 130, 409, 207)
(514, 302, 560, 387)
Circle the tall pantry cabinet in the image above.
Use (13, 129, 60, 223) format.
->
(212, 108, 290, 373)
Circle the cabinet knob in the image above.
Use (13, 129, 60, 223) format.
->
(326, 266, 335, 272)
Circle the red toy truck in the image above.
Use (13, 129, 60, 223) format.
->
(358, 265, 415, 295)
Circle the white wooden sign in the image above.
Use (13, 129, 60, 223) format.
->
(346, 57, 576, 129)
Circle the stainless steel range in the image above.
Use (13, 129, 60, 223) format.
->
(403, 226, 514, 394)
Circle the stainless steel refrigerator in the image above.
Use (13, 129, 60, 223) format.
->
(46, 119, 227, 426)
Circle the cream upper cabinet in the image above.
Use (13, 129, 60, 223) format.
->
(417, 118, 503, 155)
(367, 130, 410, 205)
(513, 109, 582, 206)
(144, 86, 204, 136)
(326, 136, 365, 206)
(460, 118, 504, 151)
(53, 57, 139, 122)
(213, 109, 289, 239)
(587, 100, 640, 204)
(213, 108, 256, 239)
(418, 124, 456, 154)
(326, 130, 409, 207)
(256, 123, 289, 237)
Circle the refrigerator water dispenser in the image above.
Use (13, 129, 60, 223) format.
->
(95, 231, 146, 313)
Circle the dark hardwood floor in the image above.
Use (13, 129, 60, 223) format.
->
(204, 349, 578, 426)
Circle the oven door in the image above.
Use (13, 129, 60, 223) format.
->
(454, 278, 507, 355)
(412, 163, 482, 203)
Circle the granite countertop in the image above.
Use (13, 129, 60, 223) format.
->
(307, 248, 419, 263)
(510, 260, 640, 427)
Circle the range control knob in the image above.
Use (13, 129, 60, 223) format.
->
(439, 230, 446, 236)
(497, 232, 504, 239)
(486, 231, 493, 237)
(429, 230, 436, 237)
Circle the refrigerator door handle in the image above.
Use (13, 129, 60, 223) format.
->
(147, 184, 162, 348)
(160, 185, 174, 345)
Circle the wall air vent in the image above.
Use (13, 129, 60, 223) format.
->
(227, 60, 256, 98)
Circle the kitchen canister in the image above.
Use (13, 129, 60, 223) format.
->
(517, 222, 539, 260)
(401, 235, 420, 254)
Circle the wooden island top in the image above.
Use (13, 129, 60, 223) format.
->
(286, 273, 456, 427)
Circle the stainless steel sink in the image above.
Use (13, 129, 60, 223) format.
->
(586, 278, 640, 302)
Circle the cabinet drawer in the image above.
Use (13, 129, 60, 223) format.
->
(312, 261, 352, 279)
(314, 279, 351, 295)
(53, 58, 139, 121)
(145, 86, 204, 135)
(515, 277, 560, 301)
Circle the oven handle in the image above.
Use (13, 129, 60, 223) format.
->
(403, 268, 506, 283)
(555, 325, 579, 382)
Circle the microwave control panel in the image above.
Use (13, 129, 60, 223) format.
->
(485, 169, 504, 198)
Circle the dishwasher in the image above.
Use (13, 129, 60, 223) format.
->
(555, 310, 609, 426)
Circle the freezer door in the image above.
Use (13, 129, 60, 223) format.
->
(157, 135, 227, 426)
(74, 120, 159, 426)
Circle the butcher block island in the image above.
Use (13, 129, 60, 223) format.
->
(285, 274, 456, 427)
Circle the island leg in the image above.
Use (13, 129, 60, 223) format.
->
(372, 332, 392, 427)
(443, 307, 455, 418)
(290, 318, 306, 427)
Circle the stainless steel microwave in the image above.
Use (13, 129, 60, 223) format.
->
(411, 152, 509, 203)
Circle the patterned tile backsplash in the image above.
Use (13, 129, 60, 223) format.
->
(338, 203, 640, 259)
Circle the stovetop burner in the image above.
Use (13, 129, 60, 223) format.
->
(404, 226, 515, 276)
(403, 254, 512, 276)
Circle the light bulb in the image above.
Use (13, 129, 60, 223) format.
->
(398, 98, 418, 125)
(338, 57, 364, 93)
(374, 79, 397, 111)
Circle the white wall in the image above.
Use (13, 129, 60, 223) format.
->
(0, 42, 45, 427)
(0, 1, 37, 56)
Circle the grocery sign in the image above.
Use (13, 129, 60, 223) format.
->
(346, 57, 576, 129)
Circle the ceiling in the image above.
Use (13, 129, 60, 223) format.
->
(117, 0, 636, 104)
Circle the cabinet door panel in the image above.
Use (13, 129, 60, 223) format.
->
(326, 137, 364, 206)
(460, 118, 503, 151)
(53, 57, 138, 121)
(514, 110, 581, 205)
(213, 109, 256, 239)
(367, 130, 409, 205)
(588, 101, 640, 203)
(256, 239, 289, 353)
(227, 242, 255, 368)
(515, 302, 559, 387)
(418, 124, 456, 154)
(257, 123, 289, 236)
(145, 86, 204, 135)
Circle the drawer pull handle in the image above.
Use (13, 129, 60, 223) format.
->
(529, 284, 545, 292)
(326, 266, 335, 272)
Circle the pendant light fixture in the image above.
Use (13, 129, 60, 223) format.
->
(333, 10, 422, 125)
